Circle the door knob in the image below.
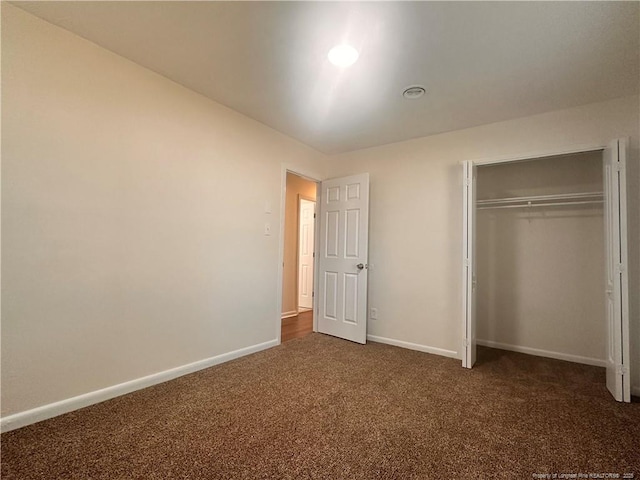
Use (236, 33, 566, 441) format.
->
(356, 263, 365, 270)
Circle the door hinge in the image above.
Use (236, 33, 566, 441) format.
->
(615, 263, 624, 274)
(312, 291, 314, 298)
(463, 339, 470, 348)
(463, 258, 470, 267)
(313, 213, 316, 219)
(313, 252, 315, 258)
(616, 364, 629, 376)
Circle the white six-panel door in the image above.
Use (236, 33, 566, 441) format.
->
(604, 138, 630, 402)
(298, 198, 315, 310)
(317, 173, 370, 344)
(462, 161, 477, 368)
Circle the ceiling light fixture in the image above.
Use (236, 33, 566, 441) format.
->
(328, 45, 359, 68)
(403, 85, 426, 99)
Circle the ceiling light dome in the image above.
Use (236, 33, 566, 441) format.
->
(328, 45, 359, 67)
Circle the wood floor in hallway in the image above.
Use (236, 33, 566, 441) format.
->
(281, 310, 313, 342)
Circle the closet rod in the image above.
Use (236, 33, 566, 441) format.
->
(477, 200, 603, 210)
(477, 191, 603, 206)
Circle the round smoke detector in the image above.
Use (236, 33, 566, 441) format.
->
(403, 85, 426, 99)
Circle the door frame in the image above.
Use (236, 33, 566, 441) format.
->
(461, 140, 629, 399)
(276, 165, 323, 343)
(469, 143, 607, 166)
(297, 195, 316, 311)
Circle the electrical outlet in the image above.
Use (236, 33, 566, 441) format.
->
(370, 307, 378, 320)
(264, 223, 271, 236)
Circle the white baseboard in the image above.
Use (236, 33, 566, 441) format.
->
(281, 311, 298, 319)
(367, 335, 459, 359)
(631, 386, 640, 398)
(0, 339, 278, 433)
(476, 339, 606, 368)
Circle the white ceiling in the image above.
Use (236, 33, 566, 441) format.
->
(13, 1, 640, 154)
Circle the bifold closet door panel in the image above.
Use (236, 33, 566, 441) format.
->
(603, 138, 630, 403)
(462, 161, 477, 368)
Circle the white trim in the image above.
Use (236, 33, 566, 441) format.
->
(281, 163, 325, 185)
(281, 311, 298, 319)
(367, 335, 459, 359)
(476, 339, 606, 368)
(276, 166, 287, 344)
(469, 143, 606, 166)
(312, 179, 321, 334)
(0, 339, 278, 433)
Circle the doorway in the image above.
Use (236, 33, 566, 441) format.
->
(461, 139, 631, 402)
(281, 172, 317, 342)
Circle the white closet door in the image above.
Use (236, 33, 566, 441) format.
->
(462, 161, 477, 368)
(317, 173, 370, 344)
(603, 139, 630, 402)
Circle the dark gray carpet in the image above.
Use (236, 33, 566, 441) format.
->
(2, 334, 639, 479)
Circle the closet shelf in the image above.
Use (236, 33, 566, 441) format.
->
(477, 191, 604, 210)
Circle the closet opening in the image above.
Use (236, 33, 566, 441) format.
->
(461, 140, 630, 402)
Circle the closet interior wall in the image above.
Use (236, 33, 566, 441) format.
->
(476, 151, 605, 364)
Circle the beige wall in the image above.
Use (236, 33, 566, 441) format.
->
(1, 5, 327, 417)
(325, 95, 640, 390)
(3, 3, 639, 423)
(281, 173, 316, 316)
(476, 152, 605, 361)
